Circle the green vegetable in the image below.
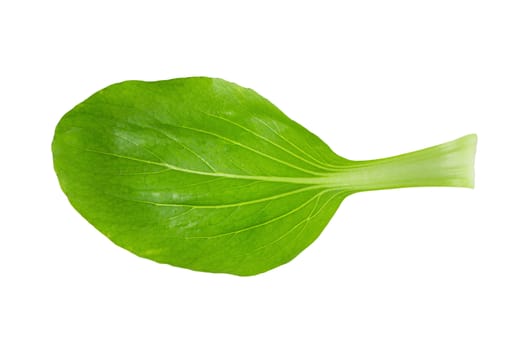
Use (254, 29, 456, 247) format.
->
(52, 77, 477, 276)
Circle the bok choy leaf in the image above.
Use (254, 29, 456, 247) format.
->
(52, 77, 477, 275)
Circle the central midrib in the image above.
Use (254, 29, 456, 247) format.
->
(86, 148, 350, 187)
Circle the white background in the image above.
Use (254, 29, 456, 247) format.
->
(1, 1, 524, 349)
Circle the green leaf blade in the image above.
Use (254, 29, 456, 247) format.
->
(53, 77, 350, 275)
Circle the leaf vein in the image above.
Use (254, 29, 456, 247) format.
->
(185, 189, 330, 239)
(198, 109, 345, 173)
(257, 118, 351, 170)
(85, 149, 339, 186)
(108, 186, 320, 209)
